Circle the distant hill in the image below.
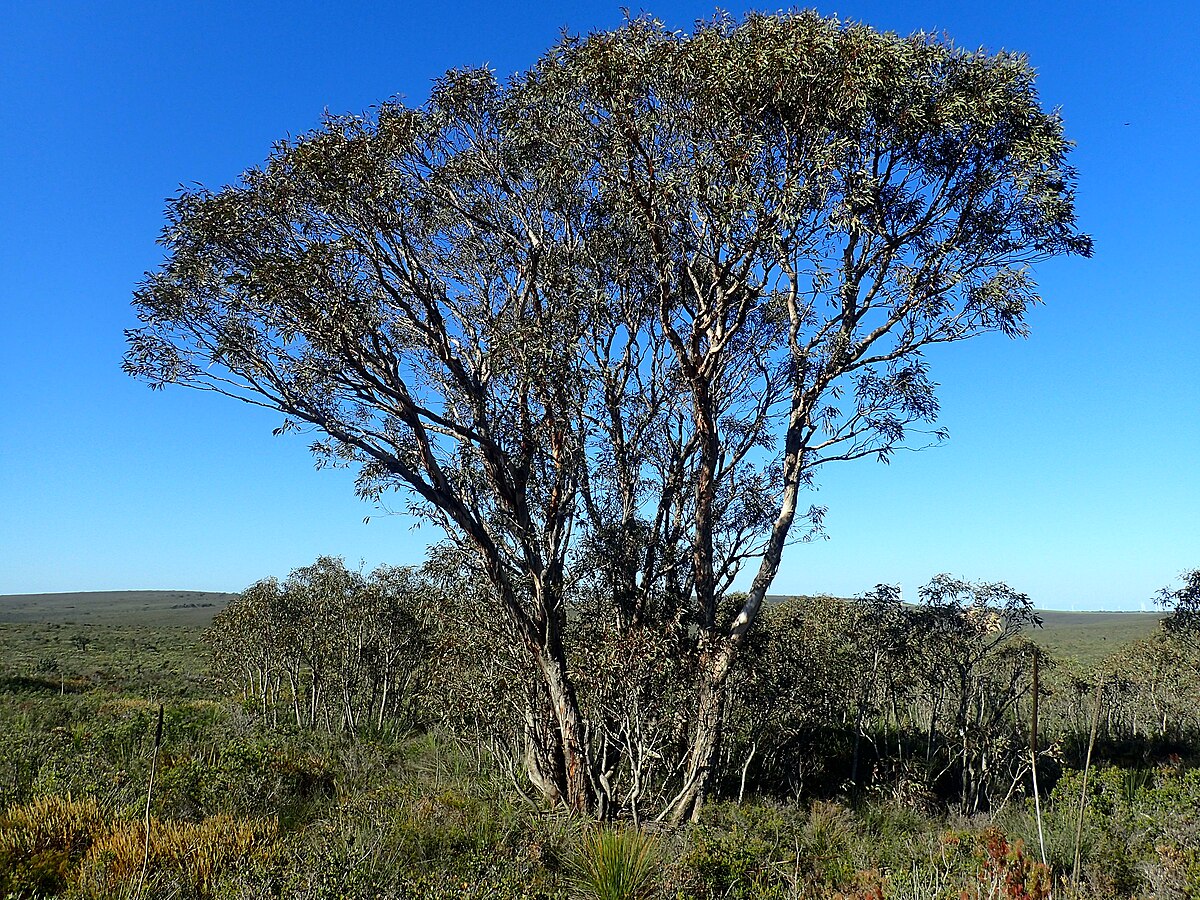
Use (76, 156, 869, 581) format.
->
(0, 591, 236, 627)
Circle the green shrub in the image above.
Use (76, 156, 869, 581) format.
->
(154, 733, 335, 824)
(231, 801, 565, 900)
(668, 823, 788, 900)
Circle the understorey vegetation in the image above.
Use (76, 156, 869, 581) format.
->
(2, 563, 1197, 899)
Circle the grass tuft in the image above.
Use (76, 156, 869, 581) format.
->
(568, 826, 659, 900)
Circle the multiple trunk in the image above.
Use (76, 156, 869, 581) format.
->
(130, 11, 1089, 825)
(517, 616, 744, 822)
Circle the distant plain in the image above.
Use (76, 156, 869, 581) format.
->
(0, 590, 1166, 666)
(0, 590, 234, 626)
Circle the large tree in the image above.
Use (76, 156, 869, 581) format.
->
(125, 12, 1090, 818)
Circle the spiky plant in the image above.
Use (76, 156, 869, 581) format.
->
(568, 827, 659, 900)
(0, 794, 107, 896)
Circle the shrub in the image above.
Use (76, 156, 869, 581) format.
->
(962, 827, 1052, 900)
(667, 823, 788, 900)
(154, 734, 335, 824)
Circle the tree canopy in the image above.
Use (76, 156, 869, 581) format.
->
(126, 12, 1090, 818)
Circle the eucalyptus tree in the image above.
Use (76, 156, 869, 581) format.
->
(206, 577, 292, 720)
(364, 564, 433, 729)
(287, 556, 376, 731)
(1104, 635, 1200, 741)
(127, 12, 1089, 816)
(722, 595, 869, 800)
(419, 543, 586, 801)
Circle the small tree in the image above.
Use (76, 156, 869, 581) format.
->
(1157, 568, 1200, 644)
(127, 13, 1089, 816)
(206, 557, 431, 732)
(206, 578, 288, 718)
(1104, 635, 1200, 741)
(909, 575, 1042, 811)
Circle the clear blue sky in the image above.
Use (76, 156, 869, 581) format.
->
(1, 1, 1196, 609)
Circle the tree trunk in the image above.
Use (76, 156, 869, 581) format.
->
(523, 693, 564, 806)
(738, 740, 757, 804)
(378, 671, 390, 729)
(535, 643, 595, 813)
(660, 639, 734, 824)
(287, 671, 302, 728)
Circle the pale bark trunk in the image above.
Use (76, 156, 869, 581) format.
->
(661, 409, 810, 822)
(661, 641, 734, 824)
(378, 674, 389, 729)
(535, 644, 595, 812)
(523, 698, 564, 806)
(287, 671, 302, 728)
(738, 740, 758, 804)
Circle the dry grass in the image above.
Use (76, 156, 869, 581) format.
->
(0, 793, 107, 857)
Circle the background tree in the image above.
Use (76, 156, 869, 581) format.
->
(127, 12, 1089, 817)
(206, 557, 431, 733)
(907, 576, 1042, 812)
(716, 579, 1042, 812)
(723, 595, 872, 802)
(1102, 636, 1200, 743)
(1157, 568, 1200, 644)
(206, 578, 288, 721)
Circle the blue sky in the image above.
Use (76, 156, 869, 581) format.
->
(1, 1, 1196, 609)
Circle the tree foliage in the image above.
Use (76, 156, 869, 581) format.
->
(1157, 568, 1200, 644)
(721, 577, 1043, 812)
(128, 12, 1090, 816)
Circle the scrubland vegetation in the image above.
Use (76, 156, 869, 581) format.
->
(2, 562, 1198, 899)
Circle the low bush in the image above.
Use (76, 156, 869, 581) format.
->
(0, 793, 276, 900)
(75, 814, 277, 899)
